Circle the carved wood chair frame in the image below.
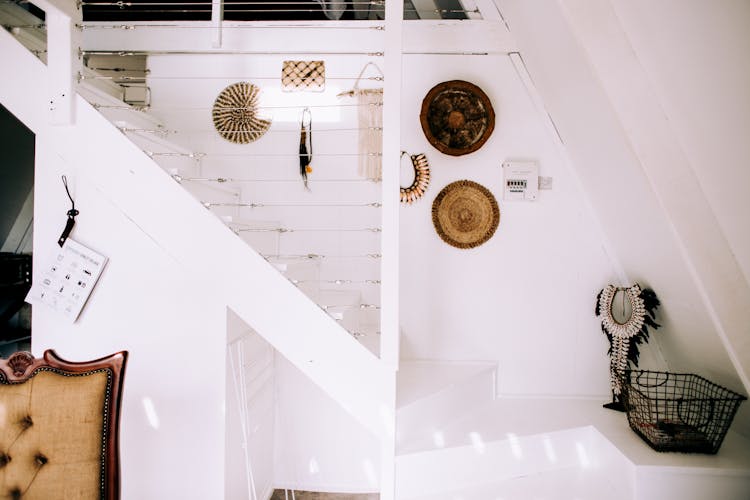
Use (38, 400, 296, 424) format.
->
(0, 350, 128, 500)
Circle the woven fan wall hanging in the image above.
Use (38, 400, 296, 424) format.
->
(212, 82, 271, 144)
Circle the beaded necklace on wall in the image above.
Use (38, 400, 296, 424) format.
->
(596, 283, 660, 411)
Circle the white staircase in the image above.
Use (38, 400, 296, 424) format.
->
(4, 5, 750, 499)
(397, 360, 496, 450)
(394, 391, 750, 499)
(0, 20, 392, 438)
(84, 66, 385, 355)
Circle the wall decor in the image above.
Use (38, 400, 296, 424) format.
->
(25, 239, 108, 322)
(281, 60, 326, 92)
(212, 82, 271, 144)
(57, 175, 79, 247)
(400, 151, 430, 204)
(299, 107, 313, 189)
(595, 283, 660, 411)
(432, 180, 499, 249)
(338, 62, 383, 181)
(420, 80, 495, 156)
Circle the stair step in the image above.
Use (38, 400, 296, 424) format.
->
(397, 426, 599, 499)
(269, 259, 321, 282)
(402, 465, 627, 500)
(396, 361, 497, 450)
(395, 398, 750, 500)
(224, 219, 281, 255)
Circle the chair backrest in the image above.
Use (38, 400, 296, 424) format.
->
(0, 349, 127, 500)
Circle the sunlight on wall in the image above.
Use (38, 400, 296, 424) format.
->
(308, 457, 320, 475)
(543, 435, 557, 464)
(469, 431, 485, 455)
(362, 458, 377, 487)
(575, 441, 590, 469)
(432, 430, 446, 448)
(142, 397, 160, 430)
(379, 403, 395, 437)
(507, 433, 523, 460)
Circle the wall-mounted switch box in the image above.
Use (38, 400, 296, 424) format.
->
(502, 161, 539, 201)
(538, 176, 553, 190)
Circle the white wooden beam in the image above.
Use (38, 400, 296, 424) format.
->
(46, 10, 81, 125)
(380, 0, 402, 371)
(210, 0, 224, 48)
(380, 2, 403, 500)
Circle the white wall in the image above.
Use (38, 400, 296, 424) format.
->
(30, 141, 228, 499)
(611, 0, 750, 286)
(112, 25, 632, 401)
(399, 53, 622, 397)
(274, 355, 381, 493)
(0, 28, 229, 499)
(496, 0, 748, 433)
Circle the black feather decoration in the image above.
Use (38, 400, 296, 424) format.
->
(595, 284, 661, 411)
(298, 107, 312, 190)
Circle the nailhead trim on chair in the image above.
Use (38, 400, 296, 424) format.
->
(0, 367, 114, 499)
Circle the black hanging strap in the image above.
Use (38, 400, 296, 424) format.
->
(58, 175, 79, 247)
(298, 107, 312, 190)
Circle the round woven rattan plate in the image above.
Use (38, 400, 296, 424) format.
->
(420, 80, 495, 156)
(212, 82, 271, 144)
(432, 180, 499, 249)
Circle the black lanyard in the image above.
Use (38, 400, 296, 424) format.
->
(58, 175, 79, 247)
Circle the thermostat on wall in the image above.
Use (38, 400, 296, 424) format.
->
(502, 161, 539, 201)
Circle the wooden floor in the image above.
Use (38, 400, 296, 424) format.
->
(271, 491, 378, 500)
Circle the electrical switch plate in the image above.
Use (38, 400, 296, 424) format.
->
(539, 176, 553, 190)
(502, 161, 539, 201)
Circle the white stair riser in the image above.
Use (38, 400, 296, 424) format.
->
(397, 367, 496, 448)
(635, 469, 750, 500)
(396, 427, 594, 498)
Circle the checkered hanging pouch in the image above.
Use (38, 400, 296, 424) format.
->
(281, 60, 326, 92)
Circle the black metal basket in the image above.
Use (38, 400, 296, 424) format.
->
(622, 370, 747, 454)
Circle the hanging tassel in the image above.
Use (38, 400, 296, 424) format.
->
(58, 175, 79, 247)
(298, 107, 312, 190)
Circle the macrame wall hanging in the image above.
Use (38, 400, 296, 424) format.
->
(595, 283, 661, 411)
(338, 62, 383, 181)
(400, 151, 430, 204)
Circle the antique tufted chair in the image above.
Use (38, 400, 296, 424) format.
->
(0, 350, 127, 500)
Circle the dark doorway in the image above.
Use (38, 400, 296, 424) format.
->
(0, 103, 34, 355)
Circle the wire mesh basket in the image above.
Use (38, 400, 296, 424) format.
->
(622, 370, 747, 454)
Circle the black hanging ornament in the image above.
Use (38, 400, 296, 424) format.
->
(58, 175, 79, 247)
(595, 283, 660, 411)
(298, 107, 312, 190)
